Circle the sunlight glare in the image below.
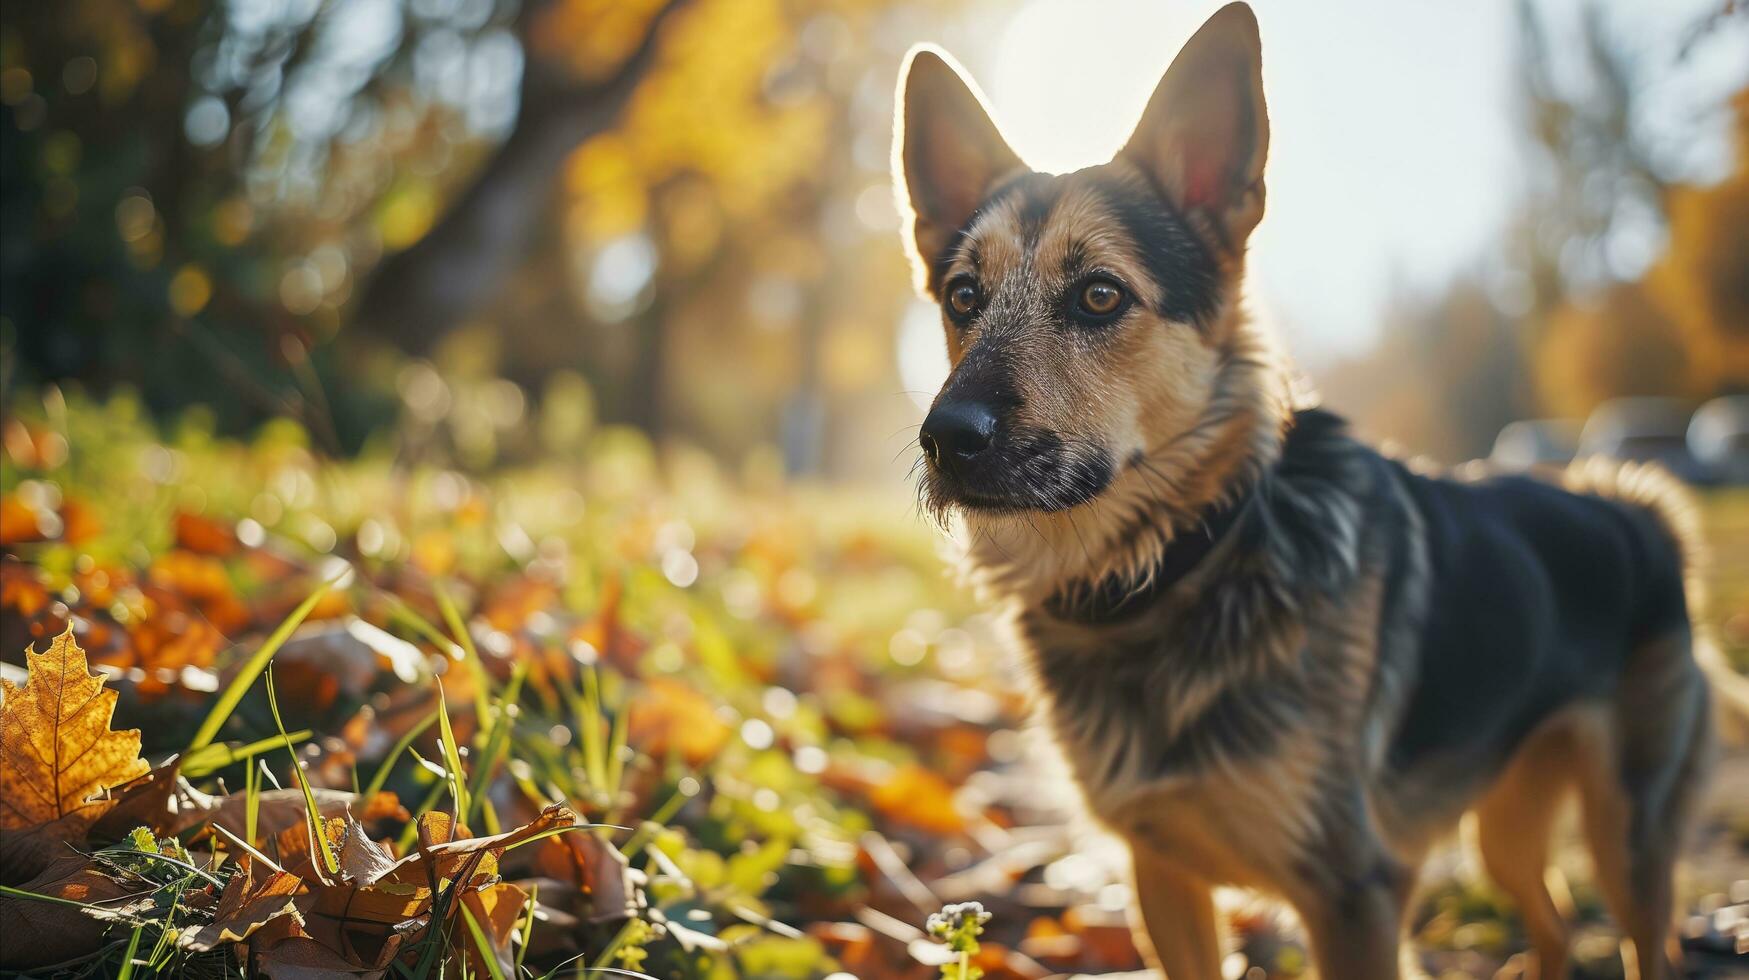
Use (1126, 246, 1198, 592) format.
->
(986, 0, 1197, 174)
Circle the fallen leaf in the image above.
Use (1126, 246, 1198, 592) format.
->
(867, 764, 966, 836)
(174, 511, 239, 557)
(0, 855, 147, 969)
(628, 677, 732, 765)
(532, 820, 637, 923)
(0, 626, 150, 836)
(89, 760, 214, 840)
(254, 933, 390, 979)
(0, 496, 46, 545)
(180, 855, 306, 952)
(211, 788, 403, 846)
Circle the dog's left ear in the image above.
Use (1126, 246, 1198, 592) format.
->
(1118, 2, 1268, 255)
(894, 46, 1024, 292)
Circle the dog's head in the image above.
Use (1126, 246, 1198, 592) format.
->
(896, 2, 1268, 521)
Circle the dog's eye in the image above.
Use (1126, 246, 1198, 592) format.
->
(1078, 280, 1125, 317)
(947, 282, 979, 318)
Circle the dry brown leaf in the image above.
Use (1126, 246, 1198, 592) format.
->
(254, 934, 390, 979)
(0, 855, 149, 969)
(210, 788, 405, 847)
(0, 626, 150, 836)
(180, 856, 306, 952)
(532, 819, 636, 923)
(90, 760, 219, 840)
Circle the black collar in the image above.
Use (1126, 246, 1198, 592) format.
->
(1043, 486, 1258, 624)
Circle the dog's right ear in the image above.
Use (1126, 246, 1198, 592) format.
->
(893, 46, 1023, 293)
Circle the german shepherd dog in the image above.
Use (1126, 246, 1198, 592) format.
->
(893, 5, 1743, 977)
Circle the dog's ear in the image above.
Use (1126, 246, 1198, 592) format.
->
(894, 46, 1023, 292)
(1118, 2, 1268, 254)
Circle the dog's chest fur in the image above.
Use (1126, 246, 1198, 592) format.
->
(1000, 411, 1429, 883)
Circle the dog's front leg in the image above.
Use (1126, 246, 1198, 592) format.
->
(1128, 848, 1222, 980)
(1293, 873, 1411, 980)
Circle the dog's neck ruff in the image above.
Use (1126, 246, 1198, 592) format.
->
(1043, 483, 1258, 624)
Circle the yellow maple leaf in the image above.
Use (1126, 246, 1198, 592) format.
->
(0, 626, 150, 834)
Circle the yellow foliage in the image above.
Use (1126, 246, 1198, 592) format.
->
(379, 182, 440, 251)
(1535, 283, 1692, 419)
(559, 0, 835, 247)
(169, 263, 213, 315)
(529, 0, 674, 81)
(1647, 161, 1749, 393)
(565, 134, 649, 240)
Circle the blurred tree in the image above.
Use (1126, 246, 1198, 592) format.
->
(1646, 89, 1749, 396)
(2, 0, 939, 471)
(350, 0, 690, 354)
(1320, 277, 1536, 461)
(1530, 87, 1749, 417)
(1505, 0, 1673, 319)
(1325, 0, 1745, 455)
(1534, 281, 1691, 419)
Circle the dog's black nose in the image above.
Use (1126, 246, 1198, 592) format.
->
(920, 401, 998, 463)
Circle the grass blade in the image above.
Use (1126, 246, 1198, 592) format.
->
(436, 684, 470, 822)
(187, 580, 333, 752)
(265, 664, 339, 877)
(114, 924, 144, 980)
(460, 901, 509, 980)
(245, 759, 262, 846)
(383, 591, 465, 660)
(515, 883, 538, 977)
(435, 580, 494, 726)
(182, 729, 312, 778)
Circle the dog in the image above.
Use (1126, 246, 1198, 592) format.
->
(892, 5, 1744, 977)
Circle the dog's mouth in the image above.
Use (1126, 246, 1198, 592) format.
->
(919, 430, 1114, 519)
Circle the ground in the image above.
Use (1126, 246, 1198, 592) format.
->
(0, 395, 1744, 978)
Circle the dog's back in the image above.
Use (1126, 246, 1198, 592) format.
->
(1384, 453, 1697, 791)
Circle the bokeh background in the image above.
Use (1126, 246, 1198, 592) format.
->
(2, 1, 1748, 978)
(3, 0, 1745, 477)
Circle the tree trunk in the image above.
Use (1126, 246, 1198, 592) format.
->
(350, 0, 688, 354)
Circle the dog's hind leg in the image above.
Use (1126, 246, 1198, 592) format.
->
(1577, 631, 1714, 980)
(1128, 849, 1222, 980)
(1473, 712, 1579, 980)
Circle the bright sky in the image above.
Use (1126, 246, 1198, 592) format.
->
(942, 0, 1748, 365)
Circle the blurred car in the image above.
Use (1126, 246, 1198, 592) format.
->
(1489, 419, 1582, 470)
(1688, 395, 1749, 486)
(1578, 397, 1709, 483)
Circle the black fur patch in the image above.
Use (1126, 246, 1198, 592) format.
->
(1384, 460, 1691, 777)
(1086, 171, 1222, 326)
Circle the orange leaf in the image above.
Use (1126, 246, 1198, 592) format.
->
(0, 626, 150, 836)
(627, 677, 731, 765)
(867, 763, 965, 835)
(0, 496, 45, 545)
(174, 511, 239, 556)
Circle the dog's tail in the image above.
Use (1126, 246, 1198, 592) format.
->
(1564, 457, 1749, 738)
